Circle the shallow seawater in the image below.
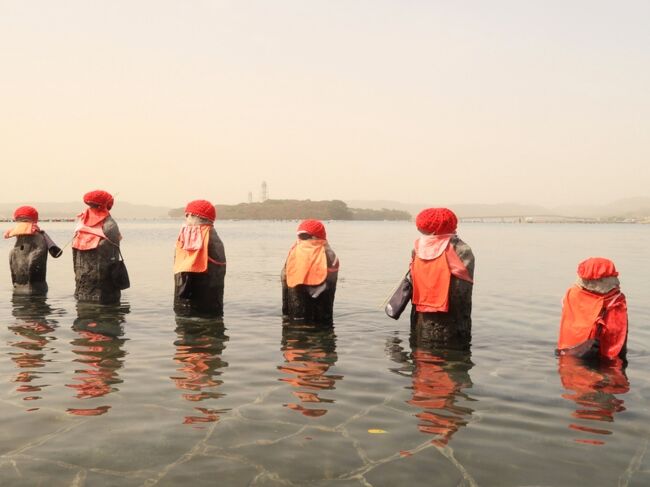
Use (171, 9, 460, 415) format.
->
(1, 221, 649, 486)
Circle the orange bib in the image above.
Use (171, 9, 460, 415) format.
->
(411, 237, 472, 313)
(285, 239, 328, 288)
(174, 225, 211, 274)
(4, 222, 39, 239)
(411, 252, 452, 312)
(72, 208, 109, 250)
(72, 223, 107, 250)
(558, 286, 628, 360)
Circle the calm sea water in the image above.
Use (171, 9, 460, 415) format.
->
(1, 221, 649, 486)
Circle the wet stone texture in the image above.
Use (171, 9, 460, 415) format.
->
(9, 233, 49, 296)
(73, 217, 122, 305)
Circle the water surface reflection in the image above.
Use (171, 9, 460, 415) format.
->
(66, 303, 129, 416)
(278, 325, 341, 417)
(8, 296, 60, 409)
(171, 317, 230, 426)
(558, 356, 629, 445)
(387, 335, 474, 447)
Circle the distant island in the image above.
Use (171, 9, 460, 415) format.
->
(169, 199, 411, 221)
(2, 197, 649, 222)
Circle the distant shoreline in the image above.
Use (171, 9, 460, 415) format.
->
(2, 218, 646, 224)
(169, 199, 411, 222)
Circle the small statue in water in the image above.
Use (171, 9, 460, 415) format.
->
(281, 219, 339, 326)
(409, 208, 475, 350)
(173, 199, 226, 317)
(72, 190, 126, 304)
(557, 257, 628, 361)
(4, 205, 62, 295)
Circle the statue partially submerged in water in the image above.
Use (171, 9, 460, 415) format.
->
(173, 199, 226, 317)
(281, 219, 339, 326)
(72, 190, 127, 304)
(557, 257, 628, 362)
(408, 208, 475, 350)
(4, 205, 62, 295)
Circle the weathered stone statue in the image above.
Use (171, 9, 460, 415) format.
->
(4, 206, 62, 295)
(173, 199, 226, 317)
(72, 190, 124, 304)
(557, 257, 628, 361)
(281, 219, 339, 326)
(409, 208, 475, 350)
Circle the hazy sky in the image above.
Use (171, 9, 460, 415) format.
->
(1, 1, 648, 207)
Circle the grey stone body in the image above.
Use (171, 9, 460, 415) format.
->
(73, 216, 122, 304)
(281, 244, 338, 326)
(410, 236, 475, 350)
(9, 232, 49, 295)
(174, 227, 226, 317)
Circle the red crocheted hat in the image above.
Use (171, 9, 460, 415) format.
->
(577, 257, 619, 280)
(185, 199, 216, 222)
(83, 190, 114, 210)
(13, 206, 39, 222)
(415, 208, 457, 235)
(297, 219, 326, 239)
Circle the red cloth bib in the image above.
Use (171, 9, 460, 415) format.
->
(285, 239, 328, 288)
(558, 286, 628, 360)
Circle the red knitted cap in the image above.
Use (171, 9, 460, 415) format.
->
(84, 190, 114, 210)
(13, 206, 39, 222)
(297, 219, 326, 239)
(185, 199, 216, 222)
(577, 257, 619, 280)
(415, 208, 457, 235)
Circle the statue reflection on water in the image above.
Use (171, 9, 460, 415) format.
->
(278, 324, 341, 417)
(9, 295, 61, 410)
(171, 316, 230, 426)
(386, 334, 474, 448)
(557, 355, 629, 445)
(66, 302, 130, 416)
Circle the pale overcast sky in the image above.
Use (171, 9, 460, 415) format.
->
(1, 1, 648, 207)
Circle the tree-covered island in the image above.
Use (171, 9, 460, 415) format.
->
(169, 199, 410, 221)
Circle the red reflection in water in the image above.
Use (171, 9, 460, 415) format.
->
(278, 327, 340, 417)
(8, 321, 56, 405)
(66, 323, 126, 411)
(16, 385, 41, 393)
(172, 321, 229, 425)
(67, 406, 111, 416)
(558, 356, 629, 445)
(407, 350, 473, 447)
(183, 407, 229, 425)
